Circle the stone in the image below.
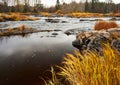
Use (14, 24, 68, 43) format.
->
(72, 28, 120, 53)
(45, 19, 60, 23)
(52, 33, 58, 35)
(111, 38, 120, 51)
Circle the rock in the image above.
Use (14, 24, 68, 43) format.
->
(87, 36, 110, 52)
(73, 28, 120, 53)
(80, 19, 103, 22)
(111, 38, 120, 51)
(45, 19, 60, 23)
(0, 24, 9, 28)
(61, 21, 67, 23)
(109, 17, 117, 21)
(90, 19, 103, 21)
(45, 19, 53, 22)
(80, 19, 89, 21)
(65, 28, 87, 36)
(51, 19, 60, 23)
(109, 17, 120, 21)
(64, 31, 72, 35)
(54, 29, 62, 31)
(52, 33, 58, 35)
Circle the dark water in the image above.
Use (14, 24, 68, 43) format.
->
(0, 31, 76, 85)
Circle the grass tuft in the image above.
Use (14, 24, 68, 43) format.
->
(47, 44, 120, 85)
(94, 21, 119, 30)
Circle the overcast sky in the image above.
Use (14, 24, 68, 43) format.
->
(0, 0, 119, 7)
(41, 0, 120, 7)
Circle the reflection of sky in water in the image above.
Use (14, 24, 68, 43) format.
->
(0, 32, 76, 85)
(0, 32, 76, 56)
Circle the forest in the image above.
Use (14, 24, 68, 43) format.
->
(0, 0, 120, 13)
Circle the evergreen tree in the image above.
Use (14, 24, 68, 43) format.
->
(56, 0, 60, 11)
(91, 0, 99, 13)
(85, 0, 89, 12)
(2, 0, 8, 12)
(23, 0, 29, 12)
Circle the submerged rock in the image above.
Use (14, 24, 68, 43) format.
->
(52, 33, 58, 35)
(73, 28, 120, 53)
(61, 21, 68, 23)
(45, 19, 60, 23)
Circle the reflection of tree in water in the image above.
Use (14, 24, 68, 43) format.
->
(0, 37, 9, 44)
(0, 34, 30, 44)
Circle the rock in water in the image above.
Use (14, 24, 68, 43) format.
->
(111, 38, 120, 51)
(73, 28, 120, 53)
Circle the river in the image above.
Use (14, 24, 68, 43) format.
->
(0, 17, 120, 85)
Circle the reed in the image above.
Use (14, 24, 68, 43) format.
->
(3, 13, 39, 21)
(94, 21, 119, 30)
(67, 12, 103, 18)
(47, 44, 120, 85)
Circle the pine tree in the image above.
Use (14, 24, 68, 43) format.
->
(56, 0, 60, 11)
(2, 0, 8, 12)
(91, 0, 99, 13)
(85, 0, 89, 12)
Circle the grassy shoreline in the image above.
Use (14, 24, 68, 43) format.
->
(47, 44, 120, 85)
(0, 12, 120, 21)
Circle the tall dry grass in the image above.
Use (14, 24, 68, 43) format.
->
(3, 13, 39, 21)
(47, 44, 120, 85)
(67, 12, 103, 18)
(94, 21, 119, 30)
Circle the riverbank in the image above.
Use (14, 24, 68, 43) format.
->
(0, 25, 62, 37)
(0, 12, 120, 21)
(47, 44, 120, 85)
(0, 13, 39, 22)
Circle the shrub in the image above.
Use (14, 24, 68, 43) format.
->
(47, 45, 120, 85)
(19, 25, 26, 31)
(94, 21, 119, 30)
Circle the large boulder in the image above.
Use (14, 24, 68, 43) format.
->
(72, 28, 120, 53)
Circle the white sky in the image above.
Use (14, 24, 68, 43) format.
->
(41, 0, 120, 7)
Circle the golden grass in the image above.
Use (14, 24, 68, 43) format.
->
(0, 13, 39, 21)
(67, 12, 103, 18)
(0, 24, 34, 37)
(38, 12, 51, 17)
(94, 21, 119, 30)
(47, 44, 120, 85)
(112, 13, 120, 17)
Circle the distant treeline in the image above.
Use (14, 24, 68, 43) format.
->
(0, 0, 120, 13)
